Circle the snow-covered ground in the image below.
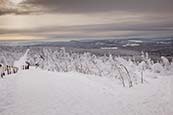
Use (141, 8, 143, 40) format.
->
(0, 48, 173, 115)
(0, 67, 172, 115)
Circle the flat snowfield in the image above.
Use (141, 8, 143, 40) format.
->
(0, 67, 173, 115)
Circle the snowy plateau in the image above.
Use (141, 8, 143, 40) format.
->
(0, 45, 173, 115)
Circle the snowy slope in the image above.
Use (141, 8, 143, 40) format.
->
(0, 67, 173, 115)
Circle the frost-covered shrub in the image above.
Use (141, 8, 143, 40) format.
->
(161, 56, 170, 70)
(151, 63, 163, 73)
(24, 48, 172, 87)
(1, 46, 172, 87)
(26, 48, 136, 87)
(0, 47, 25, 65)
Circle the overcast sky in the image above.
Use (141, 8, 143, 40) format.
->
(0, 0, 173, 41)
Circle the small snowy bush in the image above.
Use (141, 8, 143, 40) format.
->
(151, 63, 163, 73)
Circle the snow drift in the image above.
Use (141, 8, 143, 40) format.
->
(0, 47, 173, 115)
(0, 67, 172, 115)
(27, 48, 173, 87)
(0, 47, 173, 87)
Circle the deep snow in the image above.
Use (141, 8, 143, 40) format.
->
(0, 67, 172, 115)
(0, 48, 173, 115)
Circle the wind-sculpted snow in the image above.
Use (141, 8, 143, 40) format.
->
(26, 48, 173, 87)
(0, 46, 172, 87)
(0, 67, 173, 115)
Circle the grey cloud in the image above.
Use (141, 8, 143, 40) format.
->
(1, 0, 173, 39)
(1, 20, 173, 39)
(25, 0, 173, 14)
(0, 0, 41, 15)
(0, 9, 36, 15)
(1, 0, 173, 16)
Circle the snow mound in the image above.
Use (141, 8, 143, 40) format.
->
(0, 68, 172, 115)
